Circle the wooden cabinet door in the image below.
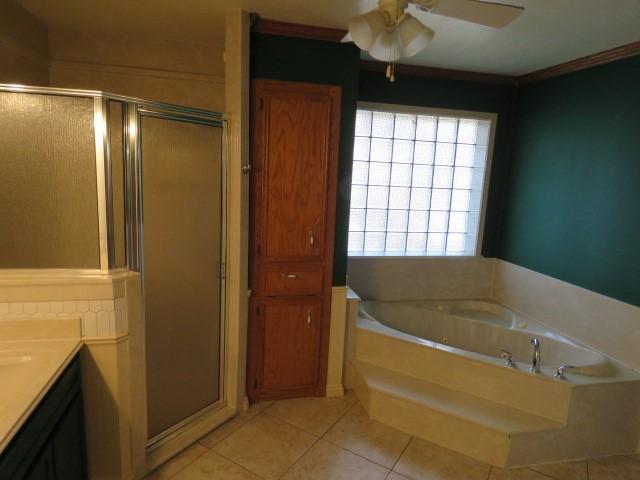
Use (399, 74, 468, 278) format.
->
(253, 82, 340, 262)
(259, 299, 322, 396)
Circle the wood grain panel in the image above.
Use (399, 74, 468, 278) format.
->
(263, 263, 324, 296)
(263, 92, 330, 260)
(260, 299, 322, 396)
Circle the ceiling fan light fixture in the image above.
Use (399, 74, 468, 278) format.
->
(398, 15, 435, 57)
(369, 28, 402, 62)
(347, 10, 388, 50)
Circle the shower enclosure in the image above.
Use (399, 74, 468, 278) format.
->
(0, 85, 227, 449)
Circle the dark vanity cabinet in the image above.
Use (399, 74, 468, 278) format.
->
(0, 356, 87, 480)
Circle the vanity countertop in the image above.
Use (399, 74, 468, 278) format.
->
(0, 319, 82, 453)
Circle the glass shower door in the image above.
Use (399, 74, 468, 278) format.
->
(140, 115, 224, 442)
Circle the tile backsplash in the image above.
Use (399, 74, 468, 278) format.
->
(0, 298, 127, 338)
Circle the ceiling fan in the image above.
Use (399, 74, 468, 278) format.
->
(343, 0, 524, 81)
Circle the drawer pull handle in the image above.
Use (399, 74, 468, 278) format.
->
(307, 312, 312, 325)
(283, 273, 302, 279)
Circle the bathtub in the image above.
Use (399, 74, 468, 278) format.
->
(359, 299, 612, 378)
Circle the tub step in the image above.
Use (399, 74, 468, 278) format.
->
(353, 360, 565, 466)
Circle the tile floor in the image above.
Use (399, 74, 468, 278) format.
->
(146, 392, 640, 480)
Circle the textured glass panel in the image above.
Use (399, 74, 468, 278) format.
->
(387, 210, 408, 232)
(352, 161, 369, 185)
(429, 211, 449, 232)
(109, 101, 127, 268)
(453, 167, 473, 189)
(457, 119, 478, 144)
(350, 185, 367, 209)
(355, 110, 372, 136)
(392, 140, 414, 163)
(364, 232, 385, 251)
(366, 209, 388, 231)
(410, 188, 430, 210)
(367, 186, 389, 209)
(433, 166, 453, 188)
(348, 231, 364, 251)
(414, 141, 435, 164)
(434, 143, 455, 165)
(390, 163, 412, 186)
(386, 233, 407, 251)
(427, 233, 446, 252)
(416, 115, 437, 140)
(370, 138, 393, 162)
(447, 233, 466, 252)
(408, 210, 429, 232)
(455, 144, 475, 167)
(389, 187, 411, 209)
(142, 117, 222, 438)
(368, 162, 391, 185)
(471, 167, 486, 189)
(474, 146, 489, 167)
(452, 189, 471, 211)
(437, 117, 458, 142)
(449, 212, 468, 233)
(353, 137, 371, 161)
(477, 120, 491, 146)
(411, 165, 432, 188)
(0, 92, 99, 268)
(349, 208, 366, 231)
(406, 233, 427, 251)
(431, 189, 451, 210)
(372, 111, 394, 138)
(394, 114, 416, 140)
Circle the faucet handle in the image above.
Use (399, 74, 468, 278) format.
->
(554, 365, 576, 380)
(500, 350, 516, 368)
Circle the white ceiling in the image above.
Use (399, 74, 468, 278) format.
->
(16, 0, 640, 75)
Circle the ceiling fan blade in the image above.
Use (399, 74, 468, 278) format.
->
(341, 32, 353, 43)
(426, 0, 524, 28)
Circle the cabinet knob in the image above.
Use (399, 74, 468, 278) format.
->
(307, 312, 312, 325)
(309, 231, 315, 248)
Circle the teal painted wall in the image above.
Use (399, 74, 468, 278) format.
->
(499, 56, 640, 306)
(251, 33, 360, 286)
(358, 70, 518, 256)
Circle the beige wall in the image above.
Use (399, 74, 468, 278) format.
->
(48, 29, 225, 111)
(0, 1, 50, 85)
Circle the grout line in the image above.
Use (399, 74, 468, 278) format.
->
(275, 399, 356, 479)
(388, 435, 413, 476)
(486, 465, 492, 480)
(157, 443, 210, 480)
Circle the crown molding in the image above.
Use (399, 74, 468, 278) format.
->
(251, 16, 347, 43)
(360, 60, 519, 86)
(519, 41, 640, 84)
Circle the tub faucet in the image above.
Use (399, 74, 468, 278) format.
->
(530, 337, 541, 374)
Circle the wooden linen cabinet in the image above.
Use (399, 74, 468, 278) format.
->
(248, 79, 341, 401)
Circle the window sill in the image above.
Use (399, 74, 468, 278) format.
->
(347, 251, 479, 258)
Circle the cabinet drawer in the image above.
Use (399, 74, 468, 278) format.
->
(262, 265, 323, 296)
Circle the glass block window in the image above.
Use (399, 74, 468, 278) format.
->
(348, 107, 493, 256)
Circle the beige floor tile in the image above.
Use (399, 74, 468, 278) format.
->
(145, 443, 208, 479)
(213, 413, 316, 480)
(264, 395, 355, 436)
(172, 450, 261, 480)
(386, 472, 413, 480)
(529, 460, 587, 480)
(324, 405, 411, 468)
(199, 401, 273, 448)
(281, 439, 389, 480)
(394, 438, 491, 480)
(489, 467, 553, 480)
(588, 455, 640, 480)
